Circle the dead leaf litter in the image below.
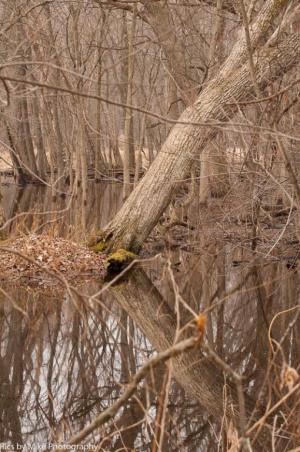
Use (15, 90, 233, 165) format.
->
(0, 234, 105, 285)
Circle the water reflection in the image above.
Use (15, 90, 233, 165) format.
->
(1, 180, 123, 239)
(0, 181, 299, 450)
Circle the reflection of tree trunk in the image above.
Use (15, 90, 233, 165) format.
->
(120, 311, 131, 383)
(292, 273, 300, 367)
(200, 242, 215, 344)
(101, 360, 165, 451)
(47, 304, 61, 429)
(277, 269, 299, 356)
(0, 360, 23, 446)
(251, 266, 271, 392)
(216, 247, 226, 357)
(102, 31, 300, 252)
(5, 121, 27, 184)
(0, 309, 23, 446)
(109, 267, 257, 424)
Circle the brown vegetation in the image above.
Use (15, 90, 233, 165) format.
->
(0, 0, 300, 450)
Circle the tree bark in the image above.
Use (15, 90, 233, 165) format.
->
(101, 29, 300, 252)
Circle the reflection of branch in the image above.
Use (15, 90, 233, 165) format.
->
(151, 366, 171, 452)
(202, 343, 248, 445)
(66, 336, 201, 446)
(100, 362, 165, 450)
(247, 382, 300, 436)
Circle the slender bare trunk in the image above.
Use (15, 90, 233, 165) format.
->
(199, 0, 229, 204)
(123, 8, 137, 198)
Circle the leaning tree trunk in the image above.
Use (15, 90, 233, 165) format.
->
(142, 0, 287, 203)
(100, 29, 300, 252)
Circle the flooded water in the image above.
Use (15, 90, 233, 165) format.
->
(0, 180, 299, 451)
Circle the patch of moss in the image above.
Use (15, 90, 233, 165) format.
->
(106, 248, 137, 263)
(110, 282, 128, 290)
(91, 241, 107, 253)
(104, 248, 137, 273)
(0, 234, 11, 244)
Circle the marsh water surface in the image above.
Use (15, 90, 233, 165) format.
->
(0, 180, 299, 451)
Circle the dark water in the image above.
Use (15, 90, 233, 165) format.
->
(0, 180, 299, 451)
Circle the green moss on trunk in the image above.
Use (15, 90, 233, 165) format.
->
(90, 241, 107, 253)
(104, 248, 137, 274)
